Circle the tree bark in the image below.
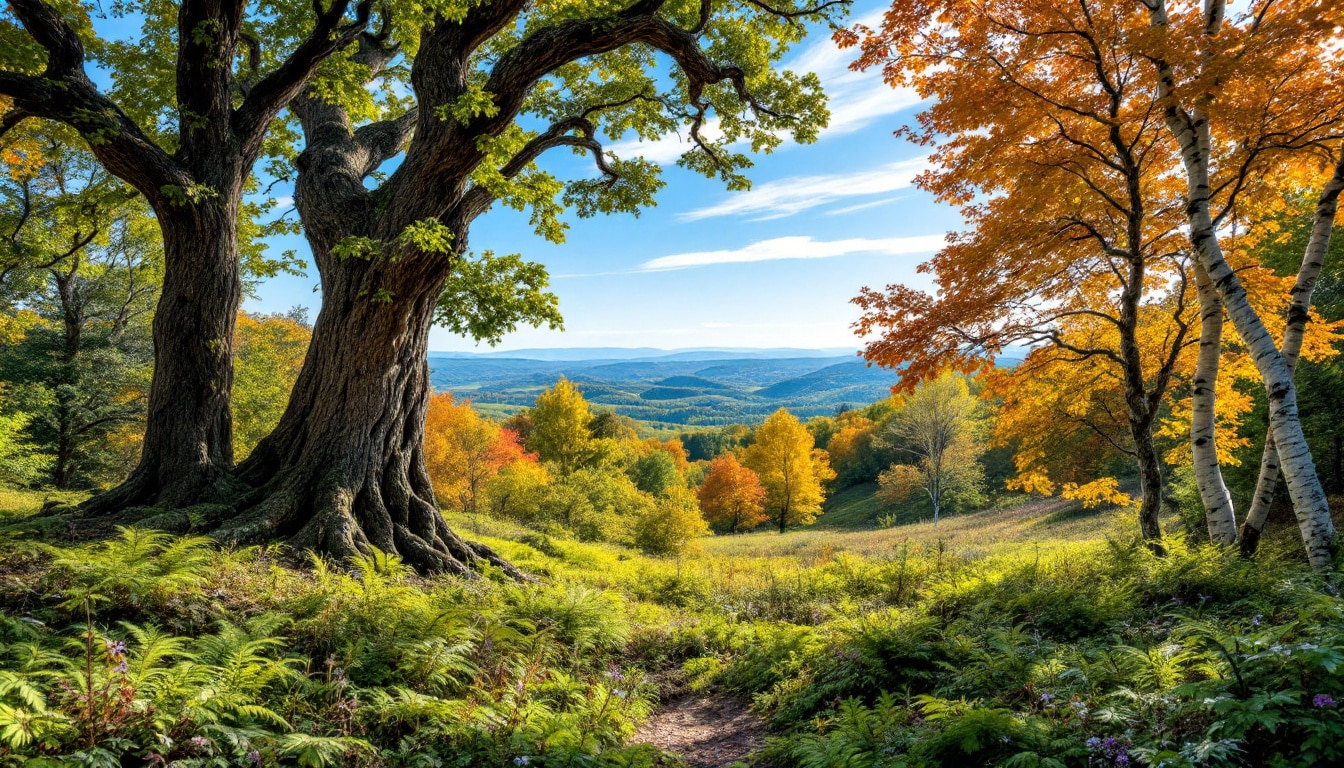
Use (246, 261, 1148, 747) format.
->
(1162, 107, 1334, 569)
(80, 204, 245, 512)
(1191, 262, 1239, 545)
(225, 253, 518, 577)
(52, 259, 82, 489)
(1239, 153, 1344, 556)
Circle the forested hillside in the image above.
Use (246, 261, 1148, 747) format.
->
(427, 351, 908, 427)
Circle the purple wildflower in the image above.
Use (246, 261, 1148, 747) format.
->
(1313, 694, 1337, 708)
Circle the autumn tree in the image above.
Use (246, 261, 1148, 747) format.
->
(233, 310, 311, 460)
(697, 453, 768, 533)
(847, 0, 1197, 547)
(1236, 162, 1344, 555)
(826, 416, 885, 488)
(743, 408, 834, 533)
(878, 374, 984, 526)
(1135, 0, 1343, 567)
(423, 392, 529, 513)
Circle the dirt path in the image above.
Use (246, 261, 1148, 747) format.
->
(631, 694, 767, 767)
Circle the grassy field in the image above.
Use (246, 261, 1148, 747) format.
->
(701, 493, 1128, 563)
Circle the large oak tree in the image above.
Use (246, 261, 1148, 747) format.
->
(4, 0, 844, 573)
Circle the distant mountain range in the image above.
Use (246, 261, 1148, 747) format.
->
(426, 348, 898, 429)
(429, 346, 860, 362)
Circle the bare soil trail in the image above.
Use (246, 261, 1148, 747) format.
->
(632, 694, 768, 768)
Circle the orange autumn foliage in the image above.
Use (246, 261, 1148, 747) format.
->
(696, 454, 768, 533)
(424, 393, 534, 513)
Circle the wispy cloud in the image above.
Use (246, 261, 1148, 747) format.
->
(607, 11, 919, 164)
(786, 10, 921, 137)
(824, 196, 905, 216)
(639, 234, 944, 272)
(679, 158, 928, 221)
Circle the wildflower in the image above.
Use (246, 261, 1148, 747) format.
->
(1313, 694, 1336, 708)
(613, 689, 627, 699)
(247, 751, 263, 766)
(1040, 692, 1054, 704)
(189, 736, 210, 751)
(1000, 734, 1012, 744)
(105, 640, 126, 657)
(114, 660, 129, 674)
(514, 757, 531, 766)
(1085, 736, 1102, 750)
(1116, 753, 1130, 766)
(607, 666, 625, 682)
(1252, 614, 1262, 627)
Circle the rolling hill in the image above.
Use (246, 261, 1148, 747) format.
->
(427, 348, 901, 428)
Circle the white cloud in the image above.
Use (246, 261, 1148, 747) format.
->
(606, 11, 920, 163)
(824, 196, 904, 216)
(679, 158, 928, 221)
(639, 234, 944, 271)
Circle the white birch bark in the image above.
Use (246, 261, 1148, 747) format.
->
(1191, 262, 1239, 545)
(1239, 153, 1344, 555)
(1145, 0, 1334, 569)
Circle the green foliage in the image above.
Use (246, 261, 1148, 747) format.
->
(0, 409, 51, 486)
(631, 450, 679, 497)
(0, 127, 159, 488)
(0, 533, 664, 766)
(633, 486, 710, 556)
(434, 251, 563, 346)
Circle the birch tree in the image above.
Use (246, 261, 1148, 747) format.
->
(1139, 0, 1343, 568)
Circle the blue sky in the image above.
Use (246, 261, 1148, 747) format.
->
(244, 3, 961, 352)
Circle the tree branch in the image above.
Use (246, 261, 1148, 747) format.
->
(232, 0, 376, 159)
(1, 0, 187, 200)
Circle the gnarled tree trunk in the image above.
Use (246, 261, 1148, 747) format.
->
(1191, 262, 1238, 545)
(1240, 153, 1344, 556)
(225, 248, 517, 577)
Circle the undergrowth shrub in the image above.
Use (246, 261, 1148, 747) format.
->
(0, 530, 669, 767)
